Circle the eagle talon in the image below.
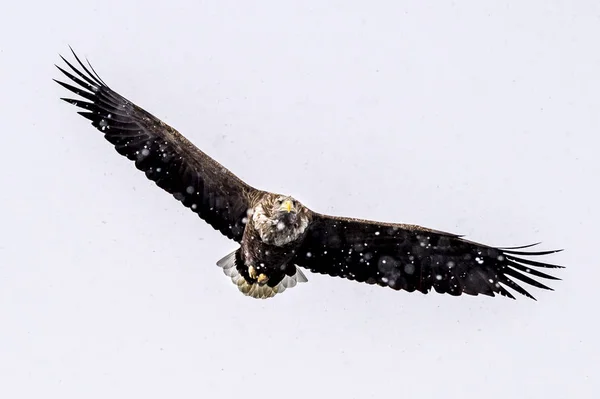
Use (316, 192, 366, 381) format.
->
(248, 265, 258, 280)
(257, 273, 269, 285)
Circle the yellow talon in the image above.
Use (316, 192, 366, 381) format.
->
(257, 273, 269, 284)
(248, 265, 258, 279)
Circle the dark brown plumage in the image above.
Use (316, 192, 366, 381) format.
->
(55, 48, 564, 300)
(293, 215, 561, 300)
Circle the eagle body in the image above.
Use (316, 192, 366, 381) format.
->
(55, 48, 564, 301)
(218, 194, 311, 298)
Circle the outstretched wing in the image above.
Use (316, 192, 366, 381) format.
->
(54, 48, 261, 242)
(293, 213, 563, 300)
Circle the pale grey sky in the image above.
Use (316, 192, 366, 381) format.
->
(1, 1, 598, 398)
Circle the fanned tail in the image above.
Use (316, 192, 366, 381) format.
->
(216, 249, 308, 299)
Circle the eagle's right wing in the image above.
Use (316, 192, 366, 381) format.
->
(55, 48, 261, 242)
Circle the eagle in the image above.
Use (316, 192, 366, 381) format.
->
(54, 48, 563, 300)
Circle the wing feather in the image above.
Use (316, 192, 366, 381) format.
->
(294, 213, 563, 300)
(55, 48, 261, 241)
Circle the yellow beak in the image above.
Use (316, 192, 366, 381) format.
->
(283, 200, 292, 213)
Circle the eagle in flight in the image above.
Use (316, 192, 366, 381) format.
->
(54, 48, 563, 300)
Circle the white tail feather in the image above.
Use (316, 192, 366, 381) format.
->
(216, 250, 307, 299)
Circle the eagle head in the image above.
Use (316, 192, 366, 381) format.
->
(251, 194, 310, 246)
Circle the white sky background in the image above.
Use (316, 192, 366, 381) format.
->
(0, 1, 598, 397)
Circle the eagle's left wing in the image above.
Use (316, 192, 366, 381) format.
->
(54, 49, 262, 242)
(292, 213, 563, 300)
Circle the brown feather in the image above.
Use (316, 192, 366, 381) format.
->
(292, 212, 562, 300)
(56, 49, 262, 241)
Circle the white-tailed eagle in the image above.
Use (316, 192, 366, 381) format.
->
(54, 48, 563, 300)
